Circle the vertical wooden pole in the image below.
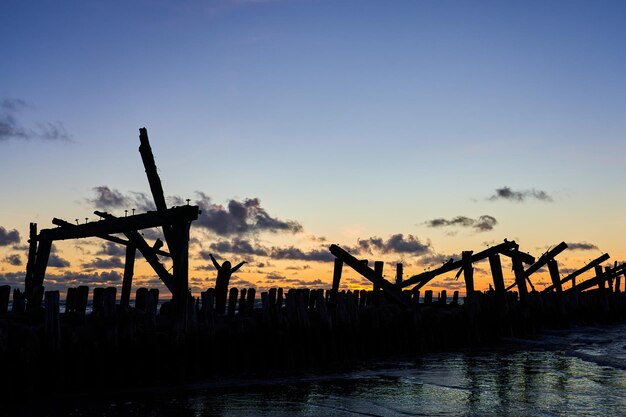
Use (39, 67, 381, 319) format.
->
(76, 286, 89, 317)
(488, 254, 506, 305)
(462, 251, 474, 303)
(24, 223, 37, 298)
(30, 238, 52, 308)
(605, 266, 614, 292)
(512, 255, 528, 304)
(173, 222, 190, 331)
(395, 263, 403, 285)
(44, 291, 60, 351)
(332, 259, 343, 294)
(120, 244, 136, 308)
(373, 261, 384, 304)
(595, 265, 605, 291)
(615, 272, 622, 293)
(227, 288, 238, 317)
(0, 285, 10, 314)
(547, 259, 562, 293)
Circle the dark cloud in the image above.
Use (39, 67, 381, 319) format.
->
(357, 234, 430, 255)
(96, 241, 127, 257)
(270, 246, 334, 262)
(0, 226, 20, 246)
(566, 242, 598, 251)
(0, 99, 71, 142)
(425, 215, 497, 232)
(48, 253, 70, 268)
(0, 270, 121, 290)
(82, 256, 125, 270)
(266, 272, 287, 281)
(195, 194, 302, 236)
(419, 253, 461, 268)
(488, 186, 553, 202)
(209, 238, 269, 256)
(290, 278, 326, 287)
(86, 187, 158, 212)
(4, 254, 22, 266)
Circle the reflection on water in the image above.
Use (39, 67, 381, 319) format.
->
(17, 323, 626, 417)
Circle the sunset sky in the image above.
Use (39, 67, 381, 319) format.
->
(2, 1, 626, 297)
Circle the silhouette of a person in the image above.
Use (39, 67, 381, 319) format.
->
(210, 254, 246, 314)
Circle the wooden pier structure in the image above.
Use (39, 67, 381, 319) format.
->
(2, 128, 626, 399)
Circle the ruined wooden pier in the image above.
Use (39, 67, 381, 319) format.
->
(2, 128, 625, 400)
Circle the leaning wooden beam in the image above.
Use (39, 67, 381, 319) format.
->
(38, 205, 199, 241)
(138, 127, 177, 257)
(51, 218, 171, 257)
(400, 240, 521, 289)
(329, 244, 407, 307)
(505, 241, 568, 291)
(565, 263, 626, 293)
(542, 253, 610, 293)
(96, 212, 176, 294)
(120, 245, 136, 308)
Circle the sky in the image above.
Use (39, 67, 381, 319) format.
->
(2, 0, 626, 297)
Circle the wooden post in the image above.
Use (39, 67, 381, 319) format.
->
(12, 289, 26, 313)
(605, 266, 614, 292)
(0, 285, 10, 314)
(76, 286, 89, 317)
(512, 254, 528, 304)
(452, 290, 459, 305)
(66, 287, 77, 313)
(44, 290, 60, 351)
(396, 263, 403, 285)
(276, 288, 284, 309)
(246, 288, 256, 312)
(616, 272, 622, 293)
(547, 259, 562, 293)
(332, 259, 343, 294)
(135, 288, 148, 311)
(93, 287, 105, 315)
(595, 265, 605, 291)
(424, 290, 433, 304)
(269, 288, 277, 309)
(30, 238, 52, 308)
(462, 251, 474, 303)
(439, 290, 447, 305)
(373, 261, 384, 304)
(120, 244, 136, 308)
(227, 287, 238, 317)
(24, 223, 37, 297)
(488, 254, 507, 308)
(238, 288, 248, 315)
(103, 287, 117, 318)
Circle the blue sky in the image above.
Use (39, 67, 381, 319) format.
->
(2, 0, 626, 293)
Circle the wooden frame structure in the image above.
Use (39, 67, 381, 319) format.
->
(23, 128, 199, 321)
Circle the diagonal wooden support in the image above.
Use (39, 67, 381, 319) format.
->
(543, 253, 610, 293)
(565, 263, 626, 293)
(506, 241, 568, 291)
(329, 244, 407, 307)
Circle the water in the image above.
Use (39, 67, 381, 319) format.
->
(18, 323, 626, 417)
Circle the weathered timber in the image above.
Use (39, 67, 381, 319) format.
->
(50, 218, 171, 257)
(462, 251, 475, 302)
(0, 285, 10, 314)
(24, 223, 37, 297)
(543, 253, 611, 292)
(512, 253, 528, 303)
(547, 259, 562, 293)
(38, 206, 198, 242)
(331, 258, 342, 300)
(94, 211, 176, 294)
(505, 242, 568, 291)
(30, 238, 52, 306)
(373, 261, 384, 304)
(488, 254, 507, 308)
(120, 245, 136, 308)
(44, 291, 60, 351)
(396, 263, 403, 285)
(329, 244, 407, 307)
(400, 240, 522, 290)
(566, 264, 626, 293)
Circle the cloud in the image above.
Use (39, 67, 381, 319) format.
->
(566, 242, 598, 251)
(48, 253, 70, 268)
(96, 241, 127, 257)
(82, 256, 125, 270)
(0, 98, 71, 142)
(357, 234, 430, 255)
(418, 252, 461, 268)
(270, 246, 334, 262)
(195, 194, 302, 236)
(4, 254, 22, 266)
(0, 226, 20, 246)
(488, 186, 553, 202)
(0, 270, 121, 290)
(425, 215, 497, 232)
(208, 238, 269, 256)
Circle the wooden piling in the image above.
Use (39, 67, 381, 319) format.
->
(0, 286, 10, 314)
(76, 286, 89, 317)
(462, 251, 474, 302)
(547, 259, 562, 293)
(227, 287, 238, 317)
(120, 245, 136, 308)
(396, 263, 403, 285)
(44, 291, 60, 351)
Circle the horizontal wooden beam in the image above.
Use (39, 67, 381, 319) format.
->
(38, 205, 199, 242)
(51, 218, 171, 257)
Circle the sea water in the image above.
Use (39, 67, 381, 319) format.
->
(19, 322, 626, 417)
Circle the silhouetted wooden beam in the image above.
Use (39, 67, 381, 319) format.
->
(95, 212, 176, 294)
(400, 240, 521, 289)
(50, 217, 171, 257)
(498, 247, 535, 265)
(525, 242, 568, 277)
(505, 242, 568, 291)
(24, 223, 38, 297)
(329, 244, 407, 307)
(38, 205, 198, 241)
(542, 253, 610, 293)
(565, 263, 626, 293)
(120, 245, 136, 308)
